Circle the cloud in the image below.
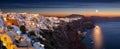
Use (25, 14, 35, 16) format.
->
(1, 0, 120, 3)
(0, 2, 88, 8)
(0, 2, 120, 8)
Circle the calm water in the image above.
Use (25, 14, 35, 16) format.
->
(83, 22, 120, 49)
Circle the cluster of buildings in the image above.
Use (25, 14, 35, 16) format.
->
(0, 10, 83, 49)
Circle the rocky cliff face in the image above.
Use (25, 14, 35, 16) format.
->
(40, 17, 95, 49)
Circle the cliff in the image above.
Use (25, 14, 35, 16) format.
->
(40, 17, 95, 49)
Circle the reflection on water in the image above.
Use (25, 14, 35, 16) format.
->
(93, 25, 103, 49)
(84, 22, 120, 49)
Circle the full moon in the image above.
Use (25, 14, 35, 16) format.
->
(96, 9, 99, 13)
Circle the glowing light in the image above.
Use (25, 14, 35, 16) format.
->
(96, 9, 99, 13)
(34, 14, 39, 17)
(93, 25, 103, 49)
(3, 18, 7, 21)
(40, 44, 45, 47)
(16, 31, 21, 35)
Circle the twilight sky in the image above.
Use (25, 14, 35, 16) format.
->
(0, 0, 120, 17)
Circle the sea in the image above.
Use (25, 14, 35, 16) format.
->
(83, 22, 120, 49)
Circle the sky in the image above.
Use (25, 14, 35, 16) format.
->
(0, 0, 120, 17)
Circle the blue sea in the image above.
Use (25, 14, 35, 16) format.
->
(83, 22, 120, 49)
